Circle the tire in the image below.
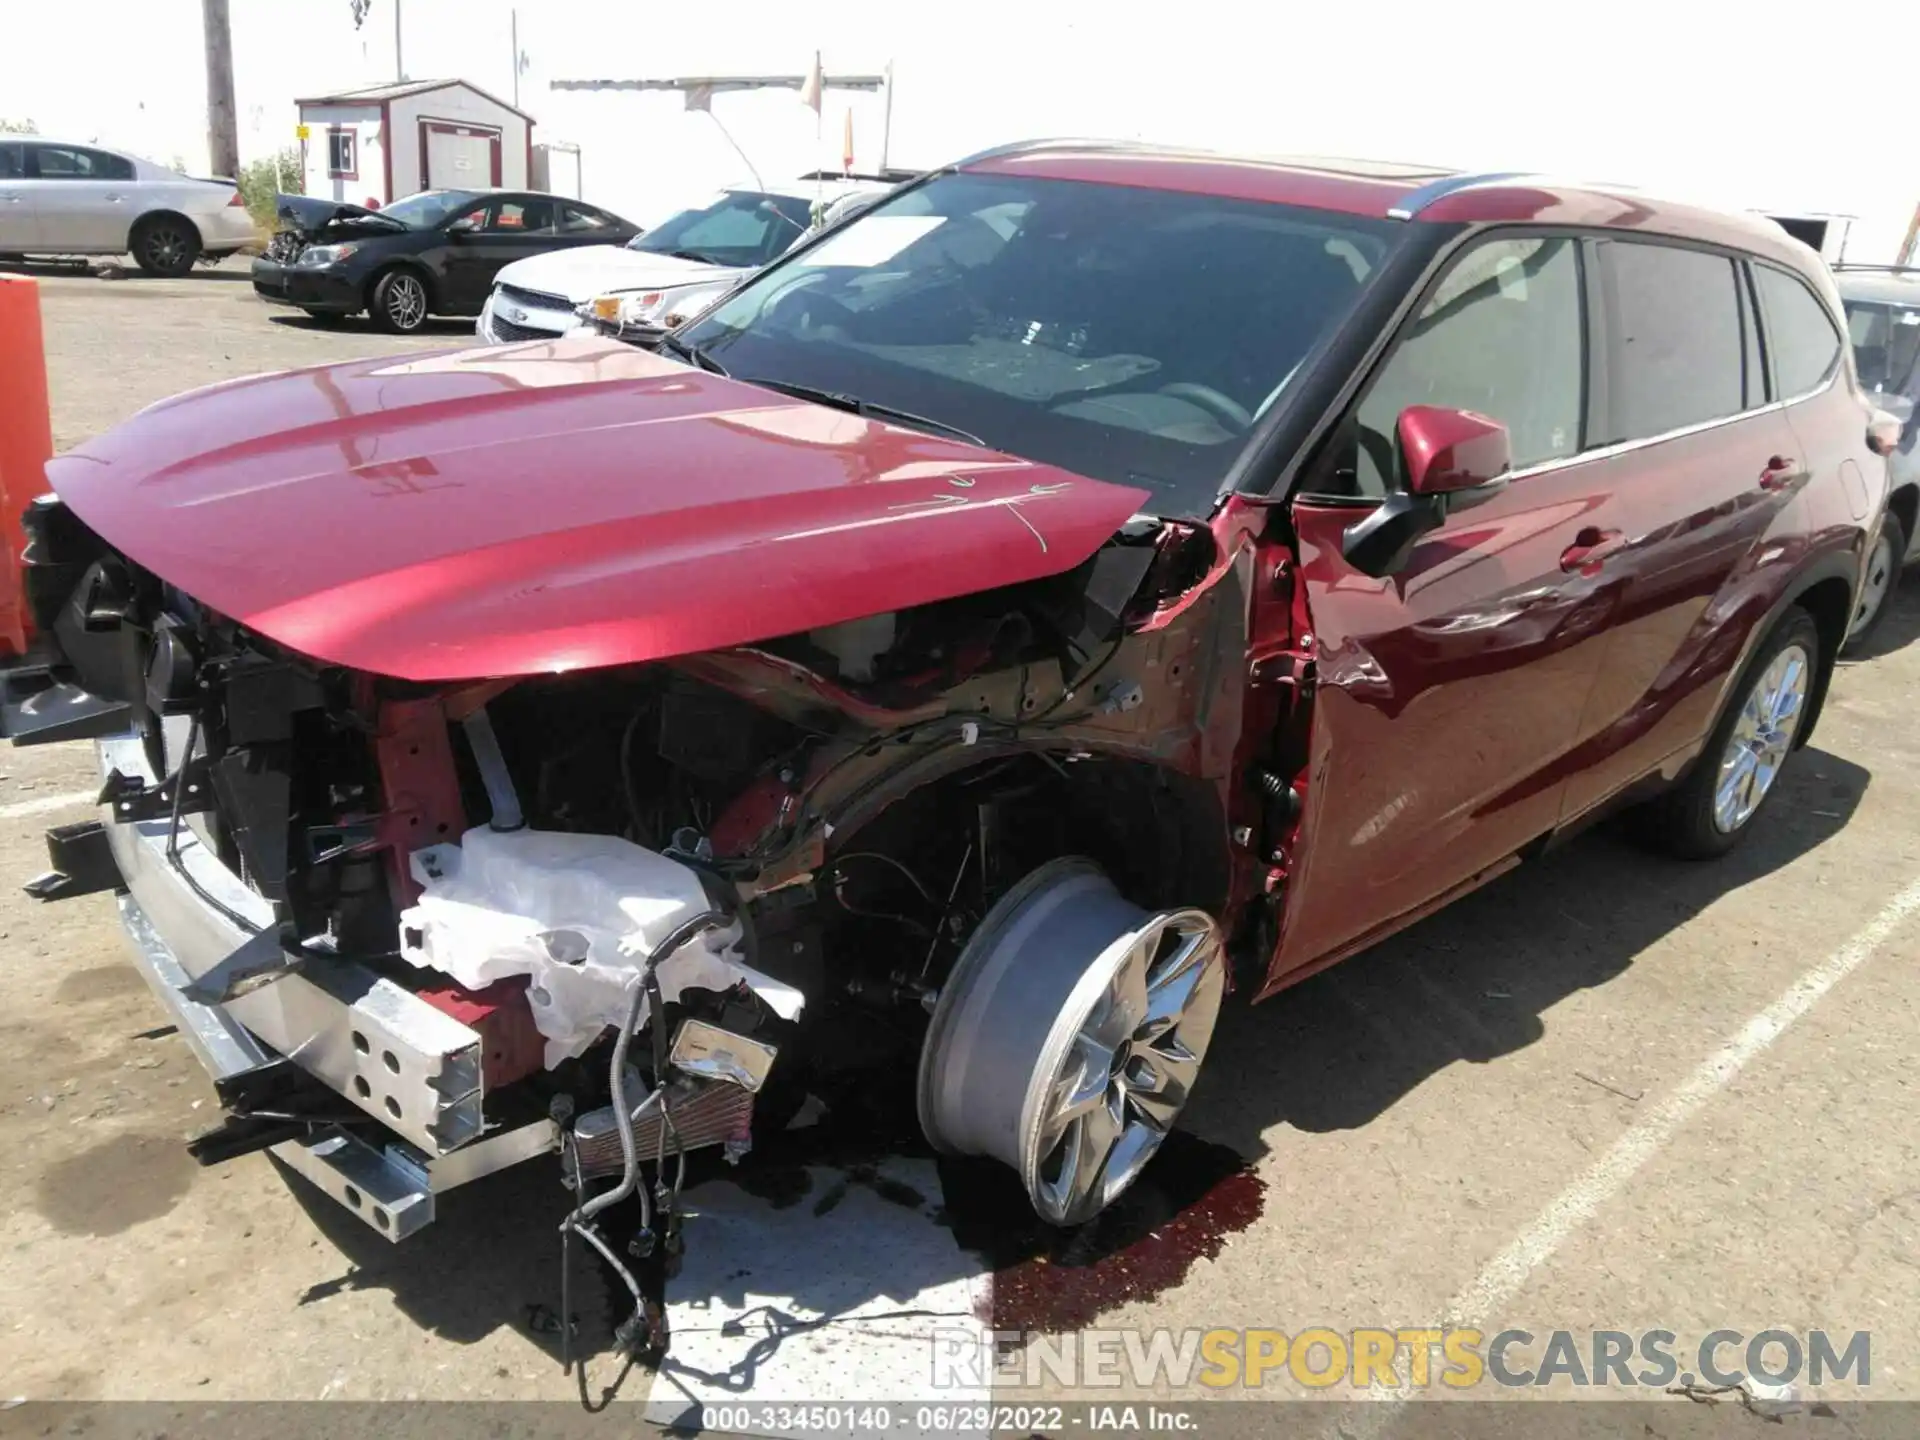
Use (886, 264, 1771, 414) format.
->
(1844, 513, 1905, 654)
(367, 268, 430, 333)
(130, 215, 201, 277)
(1635, 607, 1820, 860)
(917, 857, 1226, 1226)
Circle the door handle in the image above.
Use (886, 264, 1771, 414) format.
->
(1759, 456, 1801, 491)
(1560, 526, 1627, 576)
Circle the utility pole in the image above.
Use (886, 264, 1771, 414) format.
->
(394, 0, 406, 82)
(511, 9, 520, 108)
(202, 0, 240, 179)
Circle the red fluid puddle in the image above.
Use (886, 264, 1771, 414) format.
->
(937, 1132, 1267, 1332)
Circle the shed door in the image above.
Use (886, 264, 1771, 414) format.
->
(419, 121, 501, 190)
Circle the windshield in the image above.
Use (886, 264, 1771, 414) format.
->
(381, 190, 481, 229)
(679, 172, 1399, 515)
(1844, 298, 1920, 399)
(629, 191, 816, 267)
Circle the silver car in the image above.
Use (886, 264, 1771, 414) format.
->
(0, 137, 256, 276)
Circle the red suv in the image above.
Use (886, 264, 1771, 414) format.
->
(0, 145, 1887, 1331)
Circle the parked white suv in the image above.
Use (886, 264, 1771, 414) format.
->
(0, 137, 255, 276)
(478, 178, 894, 346)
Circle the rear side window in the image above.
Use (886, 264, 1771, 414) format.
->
(1755, 265, 1842, 398)
(1352, 235, 1585, 493)
(559, 203, 612, 233)
(1604, 242, 1746, 440)
(0, 143, 20, 179)
(29, 145, 134, 181)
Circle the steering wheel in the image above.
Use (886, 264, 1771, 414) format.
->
(763, 282, 858, 337)
(1158, 382, 1254, 431)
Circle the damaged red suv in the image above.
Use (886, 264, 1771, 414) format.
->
(1, 145, 1886, 1338)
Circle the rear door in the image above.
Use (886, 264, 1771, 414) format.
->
(23, 143, 137, 250)
(1269, 232, 1632, 984)
(1551, 240, 1804, 820)
(440, 196, 557, 311)
(556, 201, 631, 247)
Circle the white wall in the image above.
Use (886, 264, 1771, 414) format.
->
(388, 85, 530, 195)
(297, 103, 383, 205)
(1, 0, 1913, 259)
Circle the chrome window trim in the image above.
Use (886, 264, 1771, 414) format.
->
(1501, 367, 1837, 485)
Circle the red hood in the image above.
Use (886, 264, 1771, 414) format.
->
(48, 338, 1150, 682)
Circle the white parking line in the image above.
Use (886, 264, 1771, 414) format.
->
(1339, 872, 1920, 1434)
(0, 788, 98, 821)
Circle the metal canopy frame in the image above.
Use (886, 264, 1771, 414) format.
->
(549, 69, 898, 169)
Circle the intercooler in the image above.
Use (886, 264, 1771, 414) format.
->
(571, 1073, 755, 1179)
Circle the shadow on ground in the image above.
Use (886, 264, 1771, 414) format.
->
(271, 745, 1869, 1373)
(0, 258, 253, 281)
(265, 311, 478, 337)
(1190, 745, 1869, 1147)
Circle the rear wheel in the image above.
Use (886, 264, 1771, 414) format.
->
(368, 268, 430, 333)
(1845, 513, 1905, 653)
(130, 215, 200, 277)
(917, 857, 1226, 1226)
(1635, 608, 1819, 859)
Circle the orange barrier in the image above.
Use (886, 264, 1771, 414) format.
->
(0, 275, 51, 656)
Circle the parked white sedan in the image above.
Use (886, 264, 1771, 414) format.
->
(0, 137, 256, 276)
(478, 179, 894, 346)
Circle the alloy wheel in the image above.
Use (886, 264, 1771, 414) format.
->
(144, 225, 188, 272)
(1712, 642, 1810, 834)
(386, 274, 427, 330)
(917, 857, 1226, 1226)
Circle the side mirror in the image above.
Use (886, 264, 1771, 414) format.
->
(1399, 404, 1513, 496)
(446, 216, 478, 236)
(1342, 406, 1514, 578)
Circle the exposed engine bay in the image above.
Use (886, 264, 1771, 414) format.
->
(4, 490, 1316, 1362)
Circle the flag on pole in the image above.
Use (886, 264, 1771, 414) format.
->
(799, 51, 824, 115)
(841, 108, 854, 175)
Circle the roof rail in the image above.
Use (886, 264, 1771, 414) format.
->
(1386, 171, 1534, 220)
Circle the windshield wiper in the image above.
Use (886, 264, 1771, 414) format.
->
(740, 377, 986, 447)
(657, 332, 728, 376)
(666, 248, 722, 266)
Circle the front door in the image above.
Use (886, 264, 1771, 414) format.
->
(441, 197, 557, 312)
(22, 143, 137, 251)
(1265, 232, 1634, 987)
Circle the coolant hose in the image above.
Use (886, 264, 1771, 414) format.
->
(572, 909, 726, 1225)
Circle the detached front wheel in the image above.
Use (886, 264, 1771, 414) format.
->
(917, 858, 1226, 1226)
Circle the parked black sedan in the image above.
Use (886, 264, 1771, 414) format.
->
(251, 189, 641, 333)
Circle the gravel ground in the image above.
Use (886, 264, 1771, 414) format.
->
(1, 260, 1917, 1429)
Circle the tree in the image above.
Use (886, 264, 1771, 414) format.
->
(238, 148, 304, 228)
(0, 118, 38, 134)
